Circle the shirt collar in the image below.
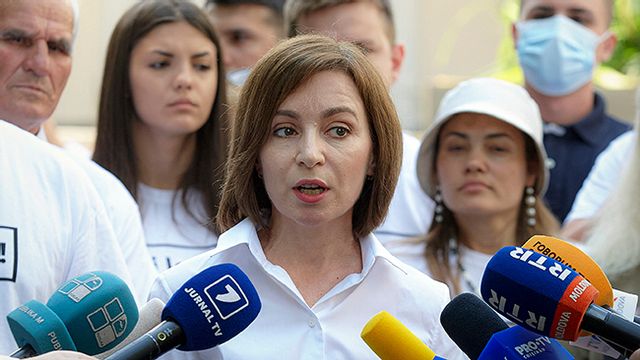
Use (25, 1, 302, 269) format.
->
(567, 93, 609, 146)
(215, 218, 401, 276)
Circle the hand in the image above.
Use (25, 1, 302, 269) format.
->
(630, 349, 640, 360)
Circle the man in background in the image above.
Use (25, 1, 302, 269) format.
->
(0, 0, 155, 308)
(513, 0, 630, 221)
(205, 0, 285, 85)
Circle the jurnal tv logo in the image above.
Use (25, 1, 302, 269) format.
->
(57, 273, 103, 302)
(86, 298, 128, 348)
(204, 275, 249, 320)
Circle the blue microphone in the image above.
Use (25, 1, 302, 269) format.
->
(481, 246, 640, 351)
(441, 293, 573, 359)
(105, 263, 261, 359)
(7, 271, 138, 358)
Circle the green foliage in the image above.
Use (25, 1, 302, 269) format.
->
(495, 0, 639, 89)
(606, 0, 640, 76)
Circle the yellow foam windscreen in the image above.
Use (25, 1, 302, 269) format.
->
(524, 235, 613, 307)
(361, 311, 436, 360)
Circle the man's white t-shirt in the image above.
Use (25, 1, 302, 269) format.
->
(0, 120, 133, 353)
(374, 133, 435, 245)
(37, 128, 157, 305)
(149, 218, 466, 360)
(138, 184, 218, 272)
(566, 131, 636, 222)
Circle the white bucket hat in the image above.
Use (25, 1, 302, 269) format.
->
(416, 78, 548, 198)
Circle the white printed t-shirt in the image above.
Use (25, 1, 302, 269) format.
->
(138, 184, 218, 272)
(37, 128, 157, 305)
(374, 133, 435, 245)
(149, 218, 466, 360)
(0, 120, 133, 353)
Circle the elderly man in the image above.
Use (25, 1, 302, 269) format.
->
(0, 0, 156, 300)
(0, 0, 154, 353)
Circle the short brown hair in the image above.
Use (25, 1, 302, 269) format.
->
(216, 34, 402, 238)
(519, 0, 614, 26)
(284, 0, 396, 43)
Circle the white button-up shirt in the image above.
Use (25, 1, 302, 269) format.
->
(149, 218, 466, 360)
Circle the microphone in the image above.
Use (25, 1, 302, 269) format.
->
(7, 271, 138, 358)
(441, 293, 573, 360)
(523, 235, 613, 307)
(480, 246, 640, 351)
(360, 311, 445, 360)
(95, 299, 164, 359)
(105, 263, 261, 360)
(524, 235, 636, 358)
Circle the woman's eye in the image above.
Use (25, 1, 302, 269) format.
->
(328, 126, 349, 137)
(274, 127, 296, 137)
(149, 61, 169, 69)
(194, 64, 211, 71)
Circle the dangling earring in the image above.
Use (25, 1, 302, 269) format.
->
(434, 187, 444, 224)
(525, 186, 536, 227)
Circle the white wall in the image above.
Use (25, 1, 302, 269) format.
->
(52, 0, 636, 139)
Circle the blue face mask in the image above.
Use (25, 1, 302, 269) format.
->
(516, 15, 609, 96)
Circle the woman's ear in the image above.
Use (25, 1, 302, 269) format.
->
(366, 155, 376, 177)
(526, 161, 538, 188)
(255, 161, 262, 178)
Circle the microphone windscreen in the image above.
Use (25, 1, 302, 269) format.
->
(524, 235, 613, 307)
(361, 311, 438, 360)
(481, 246, 599, 341)
(46, 271, 139, 354)
(162, 263, 261, 351)
(440, 293, 508, 359)
(6, 300, 77, 354)
(95, 298, 165, 359)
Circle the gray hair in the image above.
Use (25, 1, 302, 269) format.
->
(70, 0, 80, 50)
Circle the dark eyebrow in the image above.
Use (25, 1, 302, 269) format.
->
(0, 28, 29, 39)
(0, 28, 71, 54)
(151, 50, 211, 59)
(152, 50, 174, 57)
(49, 38, 71, 54)
(322, 106, 357, 119)
(275, 106, 357, 120)
(274, 109, 298, 119)
(485, 133, 515, 141)
(192, 51, 210, 59)
(441, 131, 514, 141)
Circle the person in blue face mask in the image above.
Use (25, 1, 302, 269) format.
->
(512, 0, 631, 223)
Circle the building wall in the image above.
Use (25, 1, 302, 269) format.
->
(52, 0, 637, 142)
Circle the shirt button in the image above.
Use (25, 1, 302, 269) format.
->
(308, 319, 316, 328)
(546, 158, 556, 170)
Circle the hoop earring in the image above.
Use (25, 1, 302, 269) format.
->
(434, 187, 444, 224)
(525, 186, 536, 227)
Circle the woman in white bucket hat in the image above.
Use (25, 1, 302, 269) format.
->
(389, 78, 559, 296)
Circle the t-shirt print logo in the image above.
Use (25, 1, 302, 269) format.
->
(204, 275, 249, 320)
(0, 226, 18, 282)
